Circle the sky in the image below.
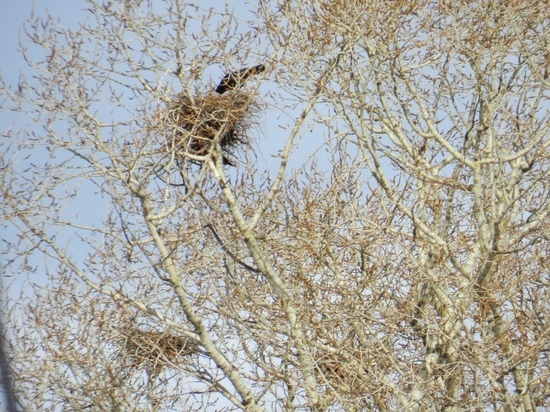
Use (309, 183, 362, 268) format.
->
(1, 0, 94, 274)
(1, 2, 96, 409)
(0, 1, 33, 82)
(1, 1, 87, 82)
(1, 2, 30, 409)
(0, 1, 346, 408)
(0, 2, 308, 409)
(2, 2, 547, 410)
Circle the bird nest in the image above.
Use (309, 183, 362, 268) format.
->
(154, 91, 259, 166)
(314, 346, 372, 397)
(121, 329, 200, 374)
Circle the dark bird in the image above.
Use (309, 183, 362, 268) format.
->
(215, 64, 266, 94)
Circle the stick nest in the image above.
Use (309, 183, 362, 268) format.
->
(154, 91, 259, 166)
(121, 329, 200, 374)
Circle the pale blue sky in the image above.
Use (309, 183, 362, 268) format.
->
(0, 1, 33, 81)
(1, 1, 88, 82)
(0, 4, 315, 409)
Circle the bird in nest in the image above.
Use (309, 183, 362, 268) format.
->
(215, 64, 266, 94)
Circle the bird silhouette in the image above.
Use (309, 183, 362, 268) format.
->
(215, 64, 265, 94)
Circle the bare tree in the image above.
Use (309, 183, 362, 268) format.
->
(2, 0, 549, 411)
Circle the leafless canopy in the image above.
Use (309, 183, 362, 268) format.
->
(1, 0, 549, 411)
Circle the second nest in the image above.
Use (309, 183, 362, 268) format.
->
(157, 91, 259, 166)
(122, 329, 200, 375)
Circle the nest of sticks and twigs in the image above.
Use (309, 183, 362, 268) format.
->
(155, 91, 259, 166)
(121, 329, 200, 374)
